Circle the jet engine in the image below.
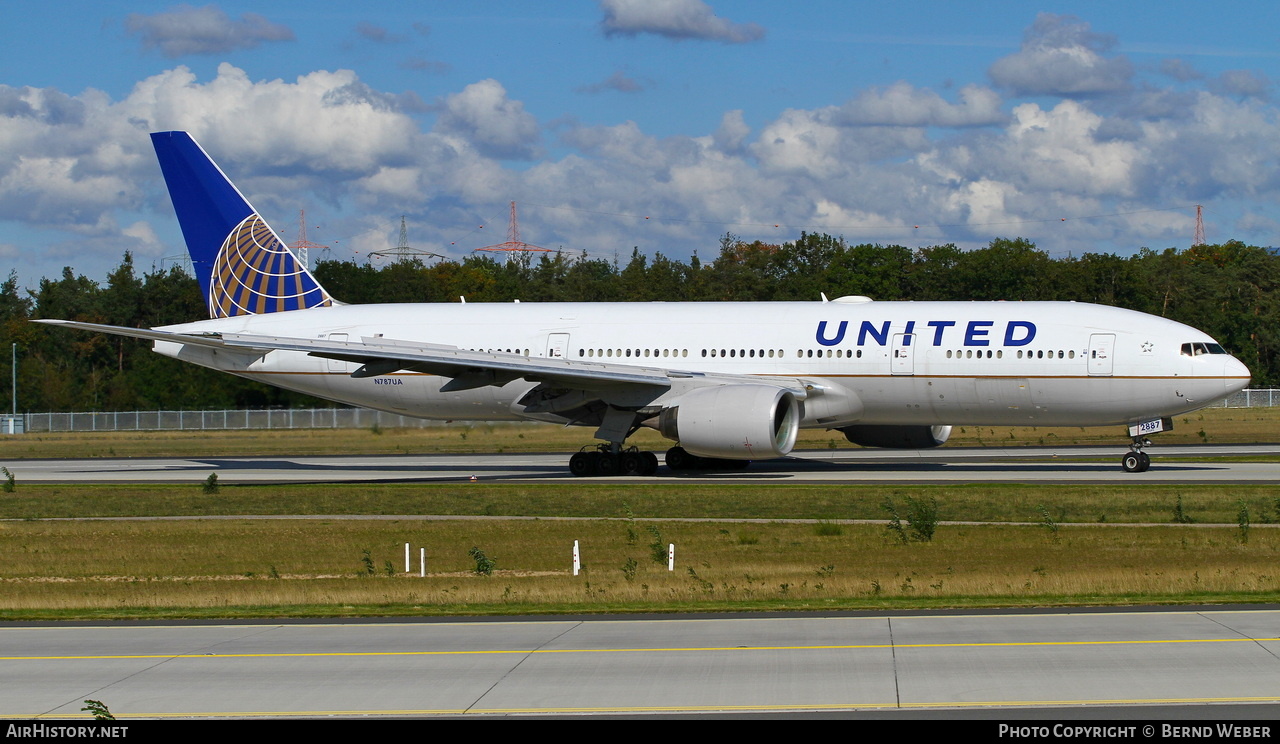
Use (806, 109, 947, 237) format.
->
(839, 424, 952, 449)
(657, 384, 800, 460)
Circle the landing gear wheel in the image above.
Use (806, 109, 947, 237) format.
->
(1122, 452, 1145, 473)
(642, 451, 660, 476)
(666, 446, 693, 471)
(597, 453, 619, 476)
(569, 451, 593, 477)
(1138, 451, 1151, 471)
(620, 451, 644, 476)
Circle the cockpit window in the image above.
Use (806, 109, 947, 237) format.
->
(1181, 342, 1227, 357)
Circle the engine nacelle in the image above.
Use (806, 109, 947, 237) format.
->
(657, 385, 800, 460)
(839, 424, 952, 449)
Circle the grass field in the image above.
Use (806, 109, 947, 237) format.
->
(1, 482, 1278, 619)
(0, 406, 1276, 620)
(2, 513, 1277, 619)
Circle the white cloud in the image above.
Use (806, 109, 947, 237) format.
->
(125, 4, 295, 58)
(1001, 101, 1141, 196)
(711, 110, 749, 154)
(839, 83, 1004, 128)
(989, 14, 1132, 96)
(752, 106, 929, 180)
(0, 156, 139, 227)
(120, 64, 422, 173)
(9, 8, 1280, 284)
(435, 79, 542, 161)
(751, 108, 845, 178)
(1159, 58, 1202, 83)
(599, 0, 764, 43)
(1213, 70, 1271, 99)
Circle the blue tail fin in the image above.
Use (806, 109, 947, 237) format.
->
(150, 131, 334, 318)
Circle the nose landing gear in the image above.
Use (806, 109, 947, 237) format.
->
(1121, 437, 1153, 473)
(1121, 418, 1171, 473)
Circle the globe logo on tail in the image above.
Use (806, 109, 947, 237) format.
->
(210, 214, 333, 318)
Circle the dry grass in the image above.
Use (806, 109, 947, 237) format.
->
(0, 406, 1275, 619)
(2, 518, 1277, 617)
(3, 483, 1279, 524)
(1, 407, 1275, 460)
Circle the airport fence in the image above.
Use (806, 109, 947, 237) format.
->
(1218, 388, 1279, 408)
(15, 408, 463, 434)
(5, 389, 1278, 434)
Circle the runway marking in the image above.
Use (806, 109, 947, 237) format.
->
(6, 634, 1279, 661)
(7, 695, 1280, 719)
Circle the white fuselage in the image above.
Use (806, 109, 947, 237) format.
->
(156, 299, 1250, 430)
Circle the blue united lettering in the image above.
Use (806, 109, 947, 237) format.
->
(815, 320, 1037, 347)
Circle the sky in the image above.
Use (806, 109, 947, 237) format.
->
(3, 1, 1280, 288)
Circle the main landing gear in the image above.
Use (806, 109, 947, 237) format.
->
(566, 445, 752, 476)
(569, 445, 659, 477)
(1121, 437, 1153, 473)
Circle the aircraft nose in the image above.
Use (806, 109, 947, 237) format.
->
(1225, 355, 1251, 395)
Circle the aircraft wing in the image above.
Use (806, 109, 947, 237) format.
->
(34, 320, 806, 397)
(216, 331, 680, 392)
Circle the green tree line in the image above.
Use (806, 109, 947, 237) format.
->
(2, 234, 1276, 412)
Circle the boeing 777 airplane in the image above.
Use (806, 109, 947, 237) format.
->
(39, 132, 1251, 476)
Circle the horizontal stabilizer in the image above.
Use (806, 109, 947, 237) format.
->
(30, 319, 269, 351)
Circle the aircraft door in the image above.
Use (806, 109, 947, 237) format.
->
(1088, 333, 1115, 376)
(546, 333, 571, 359)
(891, 333, 914, 375)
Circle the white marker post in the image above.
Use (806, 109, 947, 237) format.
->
(420, 548, 426, 578)
(572, 540, 580, 576)
(404, 542, 410, 573)
(668, 543, 675, 571)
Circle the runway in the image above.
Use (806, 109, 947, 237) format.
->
(3, 608, 1279, 718)
(6, 444, 1280, 485)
